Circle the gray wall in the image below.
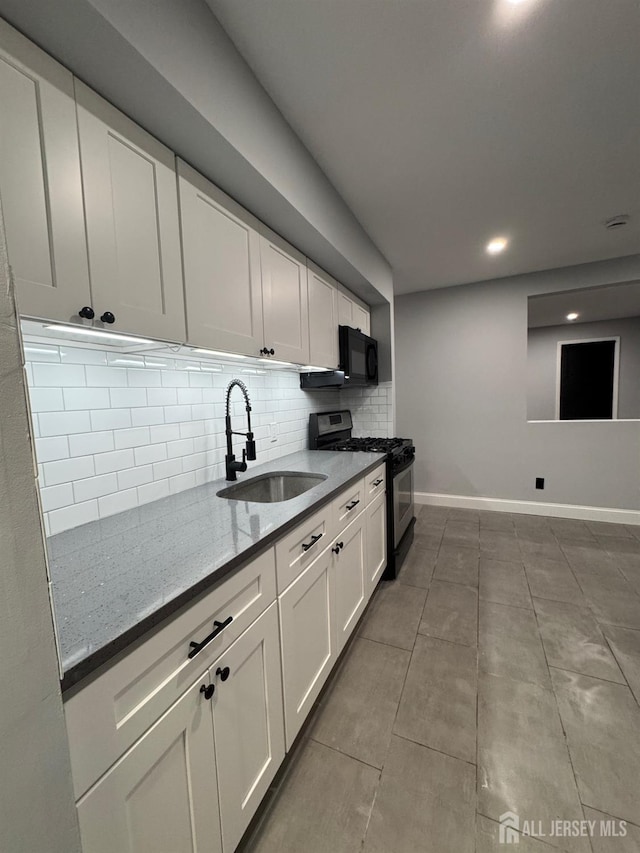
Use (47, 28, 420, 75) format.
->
(528, 316, 640, 420)
(395, 255, 640, 511)
(0, 203, 80, 851)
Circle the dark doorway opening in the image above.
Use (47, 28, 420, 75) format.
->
(558, 339, 617, 420)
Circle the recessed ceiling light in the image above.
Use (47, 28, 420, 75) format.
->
(566, 313, 579, 321)
(486, 237, 508, 255)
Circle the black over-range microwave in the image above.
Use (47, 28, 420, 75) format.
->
(300, 325, 378, 389)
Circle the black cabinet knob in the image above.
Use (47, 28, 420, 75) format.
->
(216, 666, 231, 682)
(269, 348, 275, 356)
(100, 311, 116, 324)
(332, 541, 344, 554)
(200, 683, 215, 700)
(78, 306, 95, 320)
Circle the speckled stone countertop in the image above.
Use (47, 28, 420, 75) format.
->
(48, 449, 384, 692)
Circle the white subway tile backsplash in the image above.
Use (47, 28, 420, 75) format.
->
(98, 488, 138, 518)
(24, 337, 391, 535)
(152, 458, 183, 481)
(114, 427, 152, 450)
(48, 500, 99, 535)
(73, 473, 119, 503)
(128, 367, 161, 387)
(85, 365, 128, 387)
(39, 410, 92, 437)
(63, 387, 111, 410)
(68, 431, 115, 457)
(43, 456, 95, 487)
(29, 388, 65, 412)
(117, 465, 153, 490)
(131, 407, 166, 427)
(90, 409, 132, 431)
(110, 388, 148, 408)
(134, 444, 167, 466)
(137, 479, 170, 504)
(22, 343, 60, 362)
(32, 362, 85, 387)
(40, 483, 74, 512)
(94, 449, 135, 475)
(35, 436, 70, 463)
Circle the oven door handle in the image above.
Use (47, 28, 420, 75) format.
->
(393, 454, 415, 476)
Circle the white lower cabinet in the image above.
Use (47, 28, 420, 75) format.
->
(333, 512, 367, 654)
(279, 547, 336, 748)
(365, 491, 387, 597)
(76, 675, 222, 853)
(210, 602, 285, 853)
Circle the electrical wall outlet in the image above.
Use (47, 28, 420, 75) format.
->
(535, 477, 545, 490)
(269, 422, 278, 442)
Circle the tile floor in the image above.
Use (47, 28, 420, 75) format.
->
(240, 506, 640, 852)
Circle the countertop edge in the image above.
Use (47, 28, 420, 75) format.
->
(61, 456, 384, 695)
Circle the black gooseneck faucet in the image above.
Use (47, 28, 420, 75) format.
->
(225, 379, 256, 481)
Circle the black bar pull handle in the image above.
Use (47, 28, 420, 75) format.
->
(346, 499, 360, 511)
(188, 615, 233, 659)
(373, 478, 384, 487)
(302, 533, 323, 552)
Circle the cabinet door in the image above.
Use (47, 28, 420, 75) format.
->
(260, 232, 309, 364)
(279, 548, 336, 749)
(211, 602, 285, 853)
(307, 266, 338, 369)
(337, 291, 353, 327)
(178, 161, 264, 356)
(333, 513, 367, 653)
(352, 302, 370, 335)
(0, 21, 90, 321)
(77, 676, 222, 853)
(365, 492, 387, 599)
(75, 81, 185, 342)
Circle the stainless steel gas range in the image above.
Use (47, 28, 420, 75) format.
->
(309, 410, 416, 578)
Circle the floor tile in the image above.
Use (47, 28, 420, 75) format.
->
(393, 635, 477, 763)
(600, 624, 640, 705)
(358, 581, 427, 650)
(533, 598, 625, 683)
(550, 668, 640, 825)
(479, 557, 533, 609)
(479, 511, 515, 532)
(419, 579, 478, 646)
(583, 807, 640, 853)
(309, 637, 410, 769)
(443, 521, 480, 548)
(417, 505, 449, 524)
(523, 556, 585, 604)
(587, 521, 635, 539)
(480, 529, 522, 561)
(479, 600, 550, 688)
(397, 544, 437, 589)
(433, 545, 480, 586)
(519, 539, 567, 562)
(614, 554, 640, 596)
(247, 740, 379, 853)
(448, 508, 481, 524)
(362, 735, 475, 853)
(597, 536, 640, 555)
(476, 814, 567, 852)
(411, 527, 444, 551)
(584, 587, 640, 631)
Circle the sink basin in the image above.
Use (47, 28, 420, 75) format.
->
(217, 471, 328, 503)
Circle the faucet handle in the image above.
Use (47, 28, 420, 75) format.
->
(239, 449, 248, 472)
(246, 434, 256, 461)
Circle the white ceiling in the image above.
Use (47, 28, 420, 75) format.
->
(207, 0, 640, 294)
(528, 279, 640, 328)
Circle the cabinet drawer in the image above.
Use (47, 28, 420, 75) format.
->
(275, 504, 332, 592)
(65, 548, 276, 800)
(333, 477, 365, 531)
(365, 463, 386, 505)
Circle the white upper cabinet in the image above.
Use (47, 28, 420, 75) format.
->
(338, 289, 370, 335)
(307, 263, 338, 369)
(178, 160, 263, 356)
(352, 301, 370, 335)
(0, 21, 90, 322)
(75, 81, 185, 342)
(260, 230, 309, 364)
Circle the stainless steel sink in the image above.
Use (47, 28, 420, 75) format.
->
(217, 471, 328, 503)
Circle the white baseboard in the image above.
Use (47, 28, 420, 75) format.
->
(415, 491, 640, 526)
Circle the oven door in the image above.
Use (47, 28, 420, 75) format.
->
(393, 459, 414, 548)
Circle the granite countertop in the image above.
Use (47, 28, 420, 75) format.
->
(48, 449, 384, 691)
